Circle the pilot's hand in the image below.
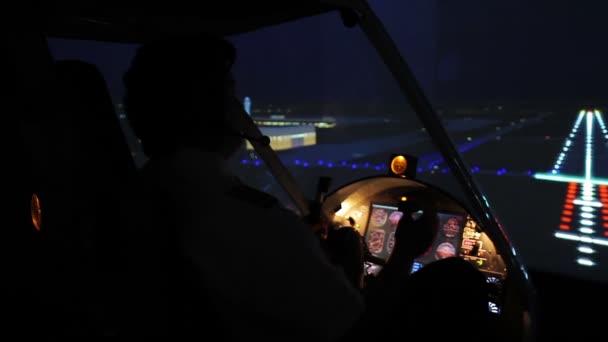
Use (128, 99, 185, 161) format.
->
(303, 213, 329, 239)
(304, 200, 330, 239)
(392, 204, 439, 260)
(310, 219, 329, 240)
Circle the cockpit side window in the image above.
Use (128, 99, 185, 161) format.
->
(47, 38, 147, 168)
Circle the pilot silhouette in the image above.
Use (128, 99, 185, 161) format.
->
(121, 34, 363, 341)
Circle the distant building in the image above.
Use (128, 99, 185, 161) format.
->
(250, 103, 336, 128)
(253, 115, 336, 128)
(240, 97, 332, 151)
(243, 96, 252, 115)
(246, 125, 316, 151)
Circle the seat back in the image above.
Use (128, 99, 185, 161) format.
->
(30, 59, 137, 336)
(2, 34, 49, 338)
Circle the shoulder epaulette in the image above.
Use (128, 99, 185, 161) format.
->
(226, 184, 278, 209)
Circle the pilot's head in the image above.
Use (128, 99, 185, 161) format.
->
(123, 33, 242, 159)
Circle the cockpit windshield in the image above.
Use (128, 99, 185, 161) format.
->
(46, 0, 608, 287)
(225, 10, 471, 215)
(376, 0, 608, 284)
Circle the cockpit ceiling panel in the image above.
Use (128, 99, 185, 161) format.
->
(39, 3, 345, 43)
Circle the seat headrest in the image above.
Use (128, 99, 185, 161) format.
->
(48, 59, 136, 184)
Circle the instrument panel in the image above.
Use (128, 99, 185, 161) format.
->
(321, 175, 507, 313)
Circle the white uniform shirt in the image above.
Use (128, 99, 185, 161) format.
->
(140, 147, 364, 341)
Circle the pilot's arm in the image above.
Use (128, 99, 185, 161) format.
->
(180, 184, 364, 342)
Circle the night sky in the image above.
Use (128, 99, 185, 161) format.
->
(51, 0, 608, 109)
(48, 1, 608, 108)
(435, 0, 608, 105)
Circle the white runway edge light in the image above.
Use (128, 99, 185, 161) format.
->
(535, 109, 608, 267)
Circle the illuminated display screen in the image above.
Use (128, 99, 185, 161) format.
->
(364, 204, 468, 266)
(363, 203, 402, 261)
(413, 212, 466, 266)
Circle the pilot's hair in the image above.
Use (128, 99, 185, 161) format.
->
(123, 33, 236, 158)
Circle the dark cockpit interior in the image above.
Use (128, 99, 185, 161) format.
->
(5, 2, 608, 340)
